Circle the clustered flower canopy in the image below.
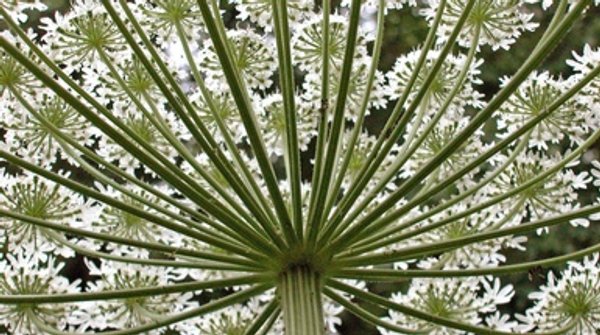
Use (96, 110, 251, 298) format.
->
(0, 0, 599, 334)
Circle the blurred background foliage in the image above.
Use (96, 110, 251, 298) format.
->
(1, 1, 599, 334)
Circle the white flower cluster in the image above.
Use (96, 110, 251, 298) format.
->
(0, 0, 599, 334)
(517, 254, 600, 334)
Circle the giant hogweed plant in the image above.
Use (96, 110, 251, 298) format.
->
(0, 0, 600, 334)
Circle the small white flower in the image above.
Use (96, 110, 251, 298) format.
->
(381, 277, 511, 334)
(523, 254, 600, 334)
(231, 0, 312, 30)
(422, 0, 539, 50)
(0, 173, 93, 260)
(41, 0, 125, 71)
(199, 29, 277, 90)
(291, 13, 370, 72)
(497, 72, 593, 150)
(258, 93, 317, 156)
(0, 253, 80, 335)
(83, 260, 195, 333)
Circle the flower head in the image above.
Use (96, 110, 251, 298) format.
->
(521, 254, 600, 334)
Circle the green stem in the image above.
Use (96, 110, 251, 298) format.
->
(324, 288, 431, 334)
(242, 300, 280, 335)
(347, 61, 600, 252)
(279, 266, 324, 335)
(171, 21, 285, 249)
(332, 25, 481, 243)
(306, 0, 363, 248)
(9, 86, 252, 251)
(25, 284, 271, 335)
(316, 0, 456, 247)
(311, 0, 386, 250)
(47, 230, 247, 271)
(2, 275, 269, 304)
(0, 149, 276, 262)
(96, 45, 269, 243)
(305, 0, 332, 252)
(0, 34, 259, 248)
(196, 0, 296, 246)
(67, 126, 249, 252)
(0, 208, 260, 268)
(333, 241, 600, 281)
(99, 1, 282, 256)
(320, 0, 331, 107)
(335, 203, 600, 267)
(59, 133, 248, 251)
(351, 132, 531, 255)
(2, 68, 240, 250)
(271, 0, 303, 240)
(0, 9, 237, 222)
(349, 120, 600, 257)
(256, 307, 281, 335)
(535, 0, 569, 51)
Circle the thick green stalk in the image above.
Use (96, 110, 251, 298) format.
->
(279, 266, 325, 335)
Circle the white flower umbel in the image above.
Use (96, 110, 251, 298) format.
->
(381, 277, 514, 334)
(0, 173, 92, 260)
(422, 0, 539, 50)
(232, 0, 312, 30)
(0, 253, 80, 335)
(497, 71, 593, 149)
(520, 254, 600, 334)
(199, 28, 277, 90)
(3, 93, 92, 166)
(0, 0, 599, 334)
